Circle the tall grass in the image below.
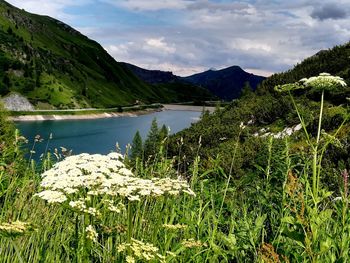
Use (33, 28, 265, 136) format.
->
(0, 74, 349, 262)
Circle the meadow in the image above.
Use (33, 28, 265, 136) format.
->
(0, 74, 350, 262)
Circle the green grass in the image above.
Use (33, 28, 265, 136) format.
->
(1, 83, 350, 262)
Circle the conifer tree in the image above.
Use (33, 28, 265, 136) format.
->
(130, 131, 143, 162)
(159, 124, 169, 141)
(144, 118, 160, 157)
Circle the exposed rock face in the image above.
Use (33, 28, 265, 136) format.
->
(2, 93, 34, 111)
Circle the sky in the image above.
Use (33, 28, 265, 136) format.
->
(6, 0, 350, 77)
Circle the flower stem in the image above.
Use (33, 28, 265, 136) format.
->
(312, 90, 324, 203)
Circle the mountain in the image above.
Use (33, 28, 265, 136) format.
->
(121, 63, 179, 84)
(168, 41, 350, 176)
(182, 66, 266, 100)
(122, 63, 265, 101)
(120, 62, 215, 102)
(0, 1, 213, 109)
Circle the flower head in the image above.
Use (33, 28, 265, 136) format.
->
(275, 73, 347, 93)
(0, 221, 35, 238)
(86, 225, 98, 242)
(117, 238, 167, 262)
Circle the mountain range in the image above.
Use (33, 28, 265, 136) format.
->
(123, 63, 266, 101)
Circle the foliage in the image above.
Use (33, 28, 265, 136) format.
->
(130, 130, 143, 163)
(0, 73, 350, 261)
(144, 118, 160, 158)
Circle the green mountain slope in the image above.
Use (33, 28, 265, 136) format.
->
(168, 41, 350, 178)
(260, 43, 350, 95)
(0, 1, 213, 109)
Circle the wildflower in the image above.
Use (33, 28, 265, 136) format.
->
(35, 153, 195, 207)
(85, 207, 101, 217)
(240, 122, 246, 129)
(302, 73, 347, 92)
(166, 251, 176, 257)
(34, 190, 67, 203)
(103, 200, 125, 213)
(182, 238, 207, 248)
(0, 221, 35, 238)
(275, 73, 347, 93)
(85, 225, 98, 242)
(126, 256, 135, 263)
(69, 200, 86, 210)
(162, 223, 187, 230)
(118, 239, 167, 262)
(35, 135, 41, 142)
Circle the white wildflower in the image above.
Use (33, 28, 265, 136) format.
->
(0, 221, 35, 238)
(34, 190, 67, 203)
(35, 153, 196, 208)
(69, 200, 86, 210)
(86, 225, 98, 242)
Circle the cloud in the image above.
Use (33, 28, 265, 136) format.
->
(6, 0, 350, 77)
(187, 0, 256, 15)
(100, 0, 189, 11)
(145, 38, 176, 54)
(311, 3, 348, 20)
(7, 0, 92, 21)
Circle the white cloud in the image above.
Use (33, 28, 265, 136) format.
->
(101, 0, 188, 11)
(6, 0, 350, 77)
(230, 38, 272, 53)
(7, 0, 92, 21)
(144, 37, 176, 54)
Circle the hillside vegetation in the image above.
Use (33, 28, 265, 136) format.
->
(0, 1, 213, 109)
(169, 42, 350, 176)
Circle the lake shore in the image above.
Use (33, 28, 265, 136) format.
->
(10, 104, 215, 122)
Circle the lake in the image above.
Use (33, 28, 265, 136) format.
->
(15, 110, 201, 159)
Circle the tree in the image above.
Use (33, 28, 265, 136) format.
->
(144, 118, 160, 157)
(130, 131, 143, 162)
(0, 83, 9, 96)
(159, 124, 169, 142)
(240, 81, 254, 98)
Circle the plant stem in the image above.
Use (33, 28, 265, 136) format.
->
(11, 239, 24, 263)
(127, 202, 132, 243)
(312, 90, 324, 203)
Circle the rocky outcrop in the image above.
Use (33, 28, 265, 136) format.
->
(2, 93, 34, 111)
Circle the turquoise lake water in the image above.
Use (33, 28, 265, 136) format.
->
(15, 110, 201, 159)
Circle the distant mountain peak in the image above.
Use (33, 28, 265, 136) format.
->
(183, 66, 265, 101)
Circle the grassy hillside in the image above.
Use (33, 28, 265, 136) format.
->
(260, 43, 350, 96)
(0, 1, 213, 109)
(168, 41, 350, 178)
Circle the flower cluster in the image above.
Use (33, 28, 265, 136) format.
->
(275, 73, 347, 93)
(117, 238, 167, 262)
(92, 176, 196, 201)
(85, 225, 98, 242)
(300, 73, 347, 92)
(35, 153, 195, 204)
(0, 221, 35, 238)
(181, 238, 207, 248)
(162, 223, 188, 230)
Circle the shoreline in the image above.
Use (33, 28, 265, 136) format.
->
(10, 105, 215, 122)
(10, 108, 160, 122)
